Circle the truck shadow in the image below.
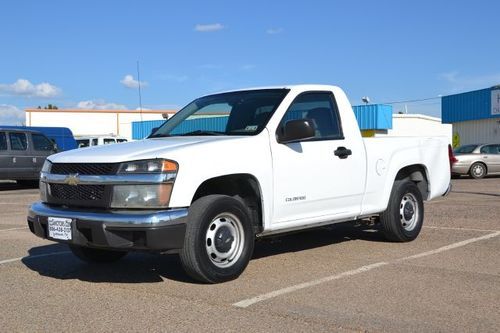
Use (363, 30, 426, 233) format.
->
(22, 223, 386, 284)
(253, 222, 386, 259)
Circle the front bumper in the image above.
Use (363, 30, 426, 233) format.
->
(27, 202, 188, 251)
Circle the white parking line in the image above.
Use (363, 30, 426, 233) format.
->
(233, 231, 500, 308)
(424, 225, 499, 233)
(0, 227, 28, 232)
(0, 251, 71, 266)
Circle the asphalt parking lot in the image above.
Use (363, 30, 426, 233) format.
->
(0, 178, 499, 332)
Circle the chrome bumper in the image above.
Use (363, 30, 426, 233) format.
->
(27, 202, 188, 251)
(28, 201, 187, 227)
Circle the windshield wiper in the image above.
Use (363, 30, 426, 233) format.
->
(177, 130, 226, 136)
(149, 133, 171, 138)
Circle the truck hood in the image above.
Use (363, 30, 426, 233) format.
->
(48, 136, 247, 163)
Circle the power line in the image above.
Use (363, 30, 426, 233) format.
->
(381, 96, 441, 104)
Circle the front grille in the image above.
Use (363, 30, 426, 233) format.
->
(50, 184, 106, 201)
(51, 163, 118, 175)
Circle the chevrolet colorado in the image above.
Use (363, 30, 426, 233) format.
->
(28, 85, 451, 283)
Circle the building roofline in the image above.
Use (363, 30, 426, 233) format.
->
(25, 108, 177, 114)
(393, 113, 443, 122)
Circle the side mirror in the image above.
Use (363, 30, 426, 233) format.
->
(277, 119, 316, 144)
(53, 143, 59, 152)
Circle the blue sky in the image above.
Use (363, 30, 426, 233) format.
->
(1, 0, 500, 124)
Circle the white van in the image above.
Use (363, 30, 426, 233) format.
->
(76, 135, 128, 148)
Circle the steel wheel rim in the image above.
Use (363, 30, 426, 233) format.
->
(205, 213, 245, 268)
(472, 164, 484, 177)
(399, 193, 419, 231)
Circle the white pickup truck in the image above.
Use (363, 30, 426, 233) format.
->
(28, 85, 452, 283)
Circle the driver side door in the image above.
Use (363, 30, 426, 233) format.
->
(270, 91, 366, 228)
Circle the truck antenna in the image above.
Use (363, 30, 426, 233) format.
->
(136, 60, 144, 123)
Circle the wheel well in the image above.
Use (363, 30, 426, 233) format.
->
(395, 165, 429, 200)
(192, 174, 263, 233)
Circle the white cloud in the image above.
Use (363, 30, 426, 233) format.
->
(194, 23, 224, 32)
(76, 100, 127, 110)
(266, 28, 284, 35)
(0, 104, 25, 125)
(0, 79, 61, 98)
(439, 71, 500, 92)
(120, 74, 148, 89)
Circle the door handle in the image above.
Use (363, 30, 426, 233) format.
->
(334, 146, 352, 159)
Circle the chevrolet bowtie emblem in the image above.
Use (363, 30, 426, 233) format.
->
(64, 173, 80, 186)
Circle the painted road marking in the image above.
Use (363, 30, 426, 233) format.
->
(0, 251, 71, 266)
(233, 262, 390, 308)
(233, 231, 500, 308)
(424, 225, 499, 233)
(0, 227, 28, 232)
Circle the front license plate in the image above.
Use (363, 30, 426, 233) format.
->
(48, 217, 73, 240)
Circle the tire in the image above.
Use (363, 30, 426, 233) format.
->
(180, 195, 255, 283)
(69, 245, 127, 263)
(380, 180, 424, 242)
(469, 162, 486, 179)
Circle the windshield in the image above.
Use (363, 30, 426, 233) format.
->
(454, 144, 478, 154)
(150, 89, 289, 137)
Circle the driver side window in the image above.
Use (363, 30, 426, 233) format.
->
(279, 92, 343, 140)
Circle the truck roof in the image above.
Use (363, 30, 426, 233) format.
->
(201, 84, 341, 97)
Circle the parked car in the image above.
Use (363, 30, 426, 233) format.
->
(0, 127, 57, 186)
(28, 85, 452, 283)
(1, 126, 77, 151)
(76, 135, 128, 148)
(452, 144, 500, 179)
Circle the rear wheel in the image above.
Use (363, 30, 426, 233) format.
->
(380, 180, 424, 242)
(69, 245, 127, 263)
(180, 195, 255, 283)
(469, 162, 486, 179)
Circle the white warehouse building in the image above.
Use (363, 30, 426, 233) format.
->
(25, 108, 176, 140)
(384, 114, 452, 141)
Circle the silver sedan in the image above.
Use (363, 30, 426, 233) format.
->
(452, 144, 500, 179)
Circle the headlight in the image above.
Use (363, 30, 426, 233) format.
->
(111, 184, 173, 208)
(118, 159, 177, 174)
(41, 160, 52, 173)
(112, 159, 177, 208)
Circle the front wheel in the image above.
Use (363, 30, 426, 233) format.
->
(180, 195, 255, 283)
(380, 180, 424, 242)
(69, 245, 127, 263)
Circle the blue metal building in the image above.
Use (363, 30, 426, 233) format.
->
(442, 86, 500, 146)
(131, 104, 394, 140)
